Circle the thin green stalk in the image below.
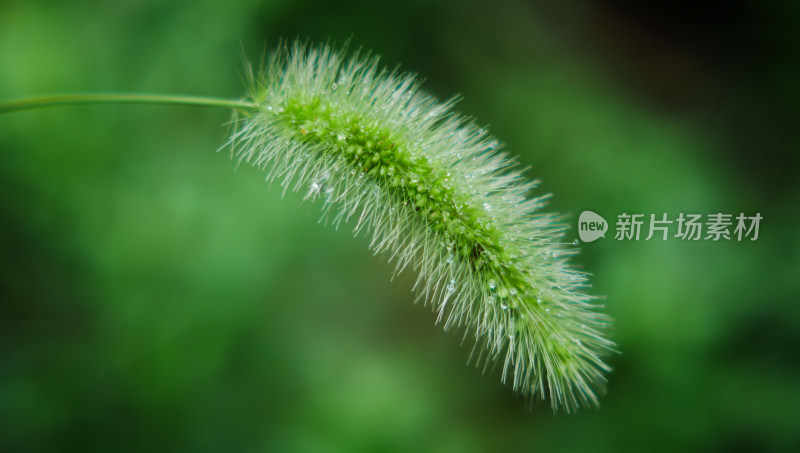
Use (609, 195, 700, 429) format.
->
(0, 93, 257, 114)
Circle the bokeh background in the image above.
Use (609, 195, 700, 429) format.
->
(1, 0, 798, 451)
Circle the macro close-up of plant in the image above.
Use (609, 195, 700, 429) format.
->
(1, 41, 615, 411)
(228, 43, 615, 411)
(1, 1, 798, 452)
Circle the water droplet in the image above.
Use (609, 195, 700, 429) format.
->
(337, 132, 347, 141)
(536, 296, 543, 305)
(483, 202, 492, 211)
(446, 279, 455, 293)
(501, 303, 508, 311)
(488, 279, 497, 291)
(509, 288, 518, 296)
(486, 295, 496, 305)
(572, 239, 580, 246)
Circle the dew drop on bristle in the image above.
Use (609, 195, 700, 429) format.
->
(446, 279, 456, 294)
(308, 181, 321, 197)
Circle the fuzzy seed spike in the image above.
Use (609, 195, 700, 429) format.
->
(230, 41, 615, 412)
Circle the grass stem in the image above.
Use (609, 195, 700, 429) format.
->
(0, 93, 256, 114)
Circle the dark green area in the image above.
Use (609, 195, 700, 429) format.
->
(1, 0, 798, 452)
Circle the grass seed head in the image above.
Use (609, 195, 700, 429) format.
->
(229, 41, 615, 412)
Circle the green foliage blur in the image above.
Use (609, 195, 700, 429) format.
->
(1, 0, 798, 451)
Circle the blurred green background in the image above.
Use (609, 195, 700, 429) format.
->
(1, 0, 798, 451)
